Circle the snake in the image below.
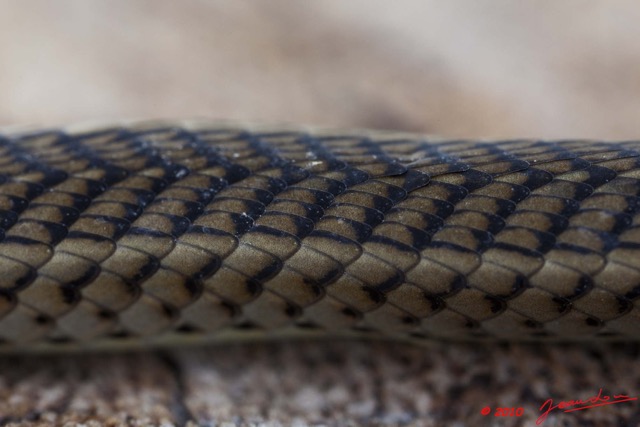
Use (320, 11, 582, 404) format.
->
(0, 119, 638, 351)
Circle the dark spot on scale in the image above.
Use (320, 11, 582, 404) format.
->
(530, 331, 553, 338)
(235, 321, 259, 330)
(486, 296, 506, 314)
(161, 303, 176, 319)
(447, 275, 467, 296)
(35, 315, 51, 325)
(108, 330, 131, 339)
(0, 210, 18, 229)
(61, 287, 79, 304)
(98, 310, 115, 320)
(350, 325, 375, 334)
(362, 287, 385, 305)
(552, 297, 571, 314)
(176, 324, 200, 334)
(220, 301, 239, 317)
(585, 317, 602, 327)
(13, 268, 36, 290)
(184, 278, 203, 299)
(464, 319, 480, 329)
(402, 316, 417, 325)
(571, 276, 593, 299)
(624, 285, 640, 301)
(285, 303, 300, 318)
(132, 257, 160, 283)
(48, 336, 73, 345)
(524, 319, 542, 329)
(509, 275, 529, 297)
(616, 296, 633, 314)
(595, 331, 618, 338)
(469, 331, 491, 339)
(295, 321, 321, 330)
(341, 307, 360, 319)
(409, 331, 429, 340)
(427, 294, 445, 312)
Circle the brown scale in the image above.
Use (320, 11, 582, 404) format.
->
(0, 225, 55, 266)
(548, 244, 612, 276)
(118, 229, 176, 260)
(255, 212, 313, 236)
(608, 244, 640, 271)
(462, 156, 528, 177)
(442, 287, 503, 322)
(361, 303, 418, 335)
(0, 256, 37, 294)
(261, 266, 327, 308)
(506, 287, 568, 323)
(554, 227, 610, 252)
(270, 187, 332, 207)
(324, 274, 383, 313)
(516, 195, 578, 215)
(240, 227, 301, 260)
(430, 227, 489, 252)
(139, 267, 199, 308)
(505, 211, 568, 235)
(0, 304, 53, 343)
(532, 180, 593, 200)
(345, 252, 404, 292)
(313, 217, 370, 242)
(241, 290, 301, 329)
(371, 223, 429, 249)
(571, 287, 630, 322)
(410, 158, 468, 176)
(81, 271, 140, 312)
(178, 292, 236, 332)
(482, 309, 543, 338)
(383, 209, 442, 233)
(419, 308, 477, 338)
(118, 293, 177, 336)
(56, 300, 117, 341)
(16, 250, 99, 325)
(444, 210, 504, 234)
(302, 232, 362, 265)
(301, 295, 362, 330)
(177, 228, 238, 260)
(385, 282, 440, 318)
(0, 195, 26, 212)
(194, 211, 251, 235)
(383, 195, 444, 217)
(362, 237, 420, 271)
(404, 256, 466, 296)
(465, 261, 526, 298)
(494, 227, 555, 252)
(581, 193, 638, 212)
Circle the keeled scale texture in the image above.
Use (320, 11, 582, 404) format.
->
(0, 122, 639, 349)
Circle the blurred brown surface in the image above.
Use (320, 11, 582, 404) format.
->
(2, 2, 640, 426)
(2, 1, 640, 139)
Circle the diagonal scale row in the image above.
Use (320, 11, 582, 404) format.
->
(0, 122, 638, 348)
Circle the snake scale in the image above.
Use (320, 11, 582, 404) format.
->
(0, 120, 639, 350)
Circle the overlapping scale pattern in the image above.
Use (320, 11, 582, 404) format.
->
(0, 122, 639, 349)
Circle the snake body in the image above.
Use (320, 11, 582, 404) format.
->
(0, 120, 639, 350)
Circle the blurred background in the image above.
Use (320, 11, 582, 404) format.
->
(2, 0, 640, 139)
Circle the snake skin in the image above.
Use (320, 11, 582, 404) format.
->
(0, 121, 639, 350)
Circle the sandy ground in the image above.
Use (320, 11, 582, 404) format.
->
(1, 1, 640, 426)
